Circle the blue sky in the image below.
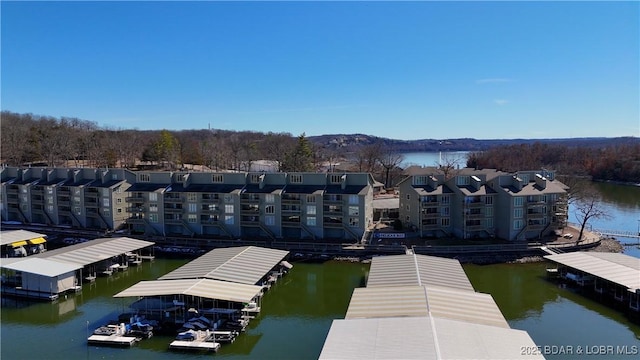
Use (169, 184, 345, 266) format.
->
(1, 1, 638, 140)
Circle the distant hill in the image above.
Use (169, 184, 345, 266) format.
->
(308, 134, 639, 153)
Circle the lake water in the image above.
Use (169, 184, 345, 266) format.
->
(2, 157, 639, 359)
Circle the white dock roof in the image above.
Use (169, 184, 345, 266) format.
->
(319, 316, 543, 360)
(114, 278, 262, 303)
(366, 254, 475, 292)
(159, 246, 289, 285)
(345, 285, 509, 328)
(1, 258, 82, 277)
(545, 252, 640, 291)
(0, 230, 47, 246)
(35, 237, 154, 266)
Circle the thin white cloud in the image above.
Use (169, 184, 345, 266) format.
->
(494, 99, 509, 106)
(476, 78, 514, 84)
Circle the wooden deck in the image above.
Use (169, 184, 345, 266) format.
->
(87, 334, 138, 347)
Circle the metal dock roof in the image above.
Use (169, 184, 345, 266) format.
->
(35, 237, 154, 267)
(0, 258, 82, 277)
(113, 278, 262, 304)
(345, 285, 509, 328)
(159, 246, 289, 285)
(0, 230, 47, 246)
(319, 316, 544, 360)
(366, 254, 475, 292)
(545, 252, 640, 291)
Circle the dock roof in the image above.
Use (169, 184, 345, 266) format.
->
(35, 237, 154, 267)
(545, 252, 640, 291)
(345, 285, 509, 328)
(319, 316, 543, 360)
(366, 254, 474, 292)
(1, 258, 82, 277)
(159, 246, 289, 285)
(1, 230, 47, 246)
(113, 278, 262, 304)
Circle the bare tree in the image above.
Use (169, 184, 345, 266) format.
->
(438, 152, 464, 180)
(573, 188, 611, 241)
(378, 148, 404, 188)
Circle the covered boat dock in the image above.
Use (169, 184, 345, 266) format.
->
(0, 237, 154, 300)
(545, 252, 640, 314)
(319, 253, 544, 359)
(1, 229, 48, 257)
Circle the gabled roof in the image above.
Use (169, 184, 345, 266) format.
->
(283, 184, 326, 194)
(366, 254, 474, 292)
(126, 183, 170, 192)
(114, 278, 262, 304)
(1, 230, 47, 246)
(545, 252, 640, 291)
(325, 185, 367, 195)
(0, 258, 81, 277)
(35, 237, 154, 267)
(159, 246, 289, 285)
(242, 184, 285, 194)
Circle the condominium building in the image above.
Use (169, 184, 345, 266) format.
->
(398, 168, 568, 241)
(1, 167, 375, 242)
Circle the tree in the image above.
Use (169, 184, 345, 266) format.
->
(573, 188, 611, 241)
(378, 148, 404, 188)
(281, 133, 314, 172)
(438, 152, 464, 180)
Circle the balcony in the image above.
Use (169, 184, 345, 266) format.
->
(323, 217, 343, 228)
(241, 216, 260, 226)
(281, 205, 301, 214)
(323, 195, 342, 204)
(201, 195, 219, 203)
(282, 195, 301, 205)
(164, 205, 183, 213)
(126, 194, 145, 202)
(324, 206, 342, 215)
(241, 206, 260, 216)
(164, 195, 182, 203)
(527, 210, 545, 219)
(282, 215, 300, 227)
(201, 205, 220, 214)
(85, 199, 99, 208)
(241, 194, 260, 204)
(31, 197, 44, 205)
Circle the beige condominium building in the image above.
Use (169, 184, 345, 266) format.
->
(1, 167, 375, 242)
(398, 167, 568, 241)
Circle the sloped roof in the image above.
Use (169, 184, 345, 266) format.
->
(545, 252, 640, 291)
(366, 254, 475, 292)
(319, 316, 543, 360)
(36, 237, 154, 267)
(113, 278, 262, 303)
(1, 230, 48, 246)
(0, 258, 81, 277)
(159, 246, 289, 285)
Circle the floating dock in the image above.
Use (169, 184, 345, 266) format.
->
(87, 334, 138, 347)
(169, 330, 220, 352)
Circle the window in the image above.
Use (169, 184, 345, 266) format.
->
(307, 217, 316, 226)
(225, 215, 234, 225)
(514, 197, 524, 206)
(188, 203, 197, 213)
(265, 215, 275, 226)
(514, 219, 523, 230)
(441, 218, 450, 226)
(47, 196, 54, 204)
(406, 205, 410, 211)
(149, 203, 158, 212)
(330, 174, 342, 184)
(486, 218, 494, 228)
(224, 204, 234, 213)
(47, 187, 53, 194)
(349, 195, 358, 204)
(520, 174, 529, 183)
(47, 205, 54, 212)
(188, 214, 197, 223)
(414, 176, 428, 185)
(224, 194, 233, 203)
(117, 208, 122, 214)
(149, 213, 158, 223)
(116, 198, 122, 204)
(306, 195, 316, 203)
(348, 206, 359, 216)
(265, 205, 275, 214)
(176, 174, 185, 182)
(265, 194, 275, 203)
(212, 174, 223, 183)
(139, 174, 150, 182)
(290, 174, 303, 183)
(250, 174, 261, 183)
(187, 193, 197, 202)
(406, 194, 411, 200)
(307, 205, 316, 215)
(441, 196, 450, 205)
(103, 208, 110, 216)
(441, 207, 450, 216)
(112, 173, 118, 180)
(74, 206, 81, 215)
(75, 197, 82, 206)
(149, 192, 158, 202)
(485, 196, 493, 205)
(486, 207, 493, 217)
(514, 208, 523, 219)
(349, 217, 359, 227)
(456, 176, 470, 186)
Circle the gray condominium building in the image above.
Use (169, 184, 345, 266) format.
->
(398, 168, 568, 241)
(1, 167, 374, 242)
